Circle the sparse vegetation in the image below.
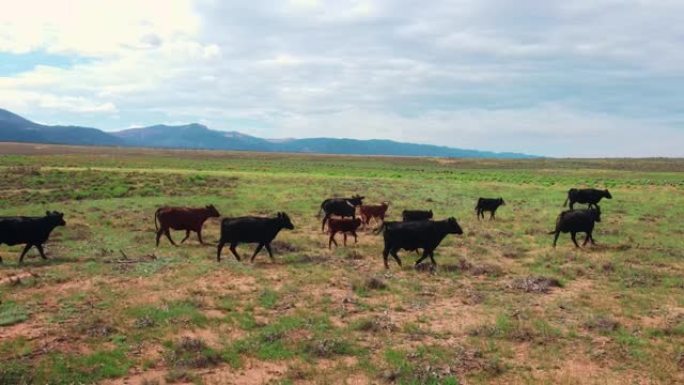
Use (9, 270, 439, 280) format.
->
(0, 144, 683, 384)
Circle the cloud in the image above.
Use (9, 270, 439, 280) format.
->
(0, 0, 683, 156)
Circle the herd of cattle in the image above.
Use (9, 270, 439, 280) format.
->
(0, 188, 613, 267)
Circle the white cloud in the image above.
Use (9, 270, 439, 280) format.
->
(0, 0, 683, 156)
(0, 0, 199, 56)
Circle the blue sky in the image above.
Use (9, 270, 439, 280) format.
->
(1, 0, 683, 157)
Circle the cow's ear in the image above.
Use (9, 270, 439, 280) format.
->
(46, 210, 51, 216)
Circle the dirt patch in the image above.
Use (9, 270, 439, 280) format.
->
(0, 271, 39, 286)
(509, 276, 562, 293)
(584, 316, 620, 333)
(202, 360, 288, 385)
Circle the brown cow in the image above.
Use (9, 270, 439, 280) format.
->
(154, 205, 220, 246)
(328, 217, 362, 249)
(359, 202, 389, 228)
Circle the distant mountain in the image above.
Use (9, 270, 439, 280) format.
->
(0, 109, 125, 146)
(0, 108, 535, 158)
(114, 124, 274, 151)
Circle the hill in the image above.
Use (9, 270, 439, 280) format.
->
(0, 108, 534, 158)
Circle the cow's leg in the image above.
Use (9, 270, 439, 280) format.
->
(352, 231, 358, 244)
(390, 248, 402, 267)
(343, 233, 347, 246)
(429, 250, 437, 266)
(321, 214, 330, 232)
(415, 249, 429, 265)
(197, 229, 205, 245)
(382, 247, 390, 269)
(552, 231, 560, 248)
(229, 243, 241, 261)
(589, 232, 596, 245)
(164, 229, 177, 246)
(180, 230, 191, 244)
(155, 228, 164, 246)
(265, 243, 274, 261)
(36, 244, 48, 260)
(583, 233, 590, 246)
(217, 241, 225, 261)
(489, 211, 494, 220)
(569, 201, 575, 210)
(571, 232, 580, 248)
(250, 243, 265, 262)
(18, 244, 32, 263)
(329, 232, 337, 249)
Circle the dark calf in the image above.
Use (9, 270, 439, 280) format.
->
(0, 211, 66, 263)
(217, 212, 294, 262)
(327, 217, 362, 248)
(563, 188, 612, 210)
(550, 206, 602, 248)
(154, 205, 220, 246)
(475, 197, 505, 220)
(402, 209, 433, 222)
(382, 217, 463, 269)
(319, 194, 364, 231)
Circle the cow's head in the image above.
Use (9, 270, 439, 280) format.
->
(205, 204, 221, 218)
(499, 198, 506, 206)
(603, 189, 612, 199)
(445, 217, 463, 234)
(46, 211, 66, 227)
(349, 195, 365, 206)
(592, 205, 602, 222)
(277, 212, 295, 230)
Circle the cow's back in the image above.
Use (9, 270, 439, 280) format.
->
(220, 217, 276, 243)
(556, 211, 594, 232)
(0, 217, 50, 245)
(157, 207, 206, 229)
(384, 221, 434, 249)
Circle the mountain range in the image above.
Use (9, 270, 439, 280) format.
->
(0, 108, 534, 158)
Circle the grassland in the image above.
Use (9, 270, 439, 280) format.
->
(1, 142, 683, 385)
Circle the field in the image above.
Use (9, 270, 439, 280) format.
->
(1, 142, 684, 385)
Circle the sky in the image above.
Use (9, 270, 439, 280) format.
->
(1, 0, 683, 157)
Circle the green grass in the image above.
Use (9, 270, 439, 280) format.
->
(0, 301, 28, 326)
(0, 146, 683, 384)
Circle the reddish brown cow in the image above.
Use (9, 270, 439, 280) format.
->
(155, 205, 220, 246)
(359, 202, 389, 228)
(328, 217, 362, 249)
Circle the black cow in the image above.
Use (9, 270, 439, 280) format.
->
(0, 211, 66, 263)
(217, 212, 294, 262)
(475, 197, 505, 220)
(550, 206, 601, 248)
(318, 195, 364, 231)
(382, 217, 463, 269)
(402, 209, 433, 222)
(563, 188, 612, 210)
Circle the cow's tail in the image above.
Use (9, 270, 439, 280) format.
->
(154, 208, 162, 231)
(317, 202, 324, 218)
